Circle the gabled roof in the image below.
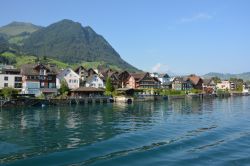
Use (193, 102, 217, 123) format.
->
(21, 63, 58, 75)
(74, 65, 87, 73)
(172, 77, 189, 83)
(88, 68, 97, 75)
(57, 68, 80, 78)
(130, 73, 148, 82)
(203, 79, 215, 86)
(188, 75, 203, 85)
(153, 77, 161, 83)
(86, 74, 103, 82)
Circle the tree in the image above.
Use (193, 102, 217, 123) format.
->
(105, 77, 114, 94)
(0, 87, 18, 99)
(211, 77, 221, 84)
(59, 80, 70, 94)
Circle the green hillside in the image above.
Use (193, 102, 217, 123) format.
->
(0, 21, 42, 36)
(0, 52, 129, 71)
(21, 19, 138, 71)
(0, 20, 138, 72)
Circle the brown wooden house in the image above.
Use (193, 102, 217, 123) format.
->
(20, 63, 58, 96)
(188, 74, 203, 90)
(126, 72, 161, 89)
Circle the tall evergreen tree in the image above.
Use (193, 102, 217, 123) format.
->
(105, 77, 114, 93)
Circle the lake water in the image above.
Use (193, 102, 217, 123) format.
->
(1, 97, 250, 166)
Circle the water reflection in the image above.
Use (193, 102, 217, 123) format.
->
(0, 97, 250, 165)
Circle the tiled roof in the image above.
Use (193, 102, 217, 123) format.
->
(130, 73, 147, 82)
(20, 63, 58, 75)
(188, 75, 203, 85)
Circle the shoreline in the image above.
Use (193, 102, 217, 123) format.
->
(1, 92, 249, 108)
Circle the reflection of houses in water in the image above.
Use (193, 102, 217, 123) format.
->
(169, 99, 209, 114)
(20, 111, 27, 130)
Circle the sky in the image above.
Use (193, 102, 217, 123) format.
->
(1, 0, 250, 75)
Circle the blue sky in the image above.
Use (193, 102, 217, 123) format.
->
(1, 0, 250, 74)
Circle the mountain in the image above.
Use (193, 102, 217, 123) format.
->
(203, 72, 250, 81)
(0, 36, 9, 53)
(0, 21, 42, 46)
(20, 19, 137, 71)
(0, 21, 42, 37)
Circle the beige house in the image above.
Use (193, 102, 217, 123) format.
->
(216, 81, 231, 90)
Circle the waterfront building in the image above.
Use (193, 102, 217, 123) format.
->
(202, 79, 216, 94)
(70, 87, 105, 97)
(100, 69, 120, 89)
(242, 83, 250, 94)
(118, 71, 130, 88)
(57, 68, 80, 90)
(85, 74, 105, 88)
(159, 74, 171, 88)
(216, 81, 231, 90)
(20, 63, 58, 96)
(74, 66, 89, 86)
(171, 77, 193, 91)
(0, 68, 22, 91)
(188, 74, 203, 90)
(126, 72, 161, 89)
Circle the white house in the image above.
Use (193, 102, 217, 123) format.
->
(216, 81, 231, 90)
(158, 74, 171, 88)
(0, 68, 22, 90)
(57, 68, 80, 89)
(243, 84, 250, 94)
(150, 73, 170, 88)
(85, 74, 104, 88)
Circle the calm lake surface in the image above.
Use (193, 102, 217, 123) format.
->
(1, 97, 250, 166)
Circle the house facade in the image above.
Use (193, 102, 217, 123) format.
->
(172, 77, 193, 91)
(158, 74, 171, 88)
(100, 69, 120, 89)
(216, 81, 231, 90)
(118, 71, 130, 88)
(243, 83, 250, 93)
(21, 63, 58, 96)
(57, 68, 80, 90)
(85, 74, 104, 88)
(0, 68, 22, 90)
(188, 75, 203, 90)
(74, 66, 89, 86)
(126, 72, 161, 89)
(202, 79, 216, 94)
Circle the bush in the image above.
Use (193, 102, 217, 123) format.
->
(59, 80, 70, 94)
(161, 89, 186, 96)
(0, 87, 18, 99)
(190, 89, 202, 94)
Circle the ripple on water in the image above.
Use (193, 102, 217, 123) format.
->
(1, 97, 250, 165)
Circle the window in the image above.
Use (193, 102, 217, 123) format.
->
(15, 77, 22, 82)
(49, 83, 56, 88)
(4, 83, 8, 87)
(48, 76, 52, 81)
(4, 76, 8, 81)
(14, 83, 22, 88)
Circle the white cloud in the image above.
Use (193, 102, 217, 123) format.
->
(151, 63, 169, 73)
(179, 13, 213, 23)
